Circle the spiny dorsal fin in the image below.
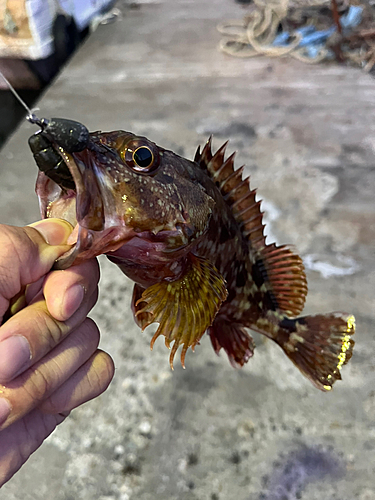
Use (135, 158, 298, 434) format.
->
(196, 137, 266, 249)
(197, 136, 213, 167)
(196, 138, 307, 317)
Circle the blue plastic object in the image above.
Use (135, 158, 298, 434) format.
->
(271, 5, 363, 59)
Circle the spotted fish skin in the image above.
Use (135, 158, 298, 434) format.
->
(31, 128, 355, 391)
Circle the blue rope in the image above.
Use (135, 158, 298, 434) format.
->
(272, 5, 363, 59)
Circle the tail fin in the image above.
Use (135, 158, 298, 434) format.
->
(277, 313, 355, 391)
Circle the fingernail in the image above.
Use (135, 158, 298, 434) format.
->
(0, 335, 32, 382)
(62, 285, 85, 320)
(0, 398, 11, 426)
(28, 219, 73, 245)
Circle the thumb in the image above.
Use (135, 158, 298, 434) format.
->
(0, 219, 73, 303)
(27, 218, 73, 246)
(23, 219, 74, 285)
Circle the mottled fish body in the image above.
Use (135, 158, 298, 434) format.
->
(29, 123, 355, 391)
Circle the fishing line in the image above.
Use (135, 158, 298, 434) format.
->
(0, 70, 44, 127)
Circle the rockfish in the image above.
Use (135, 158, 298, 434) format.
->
(28, 118, 355, 391)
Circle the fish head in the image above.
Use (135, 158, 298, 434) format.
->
(33, 129, 215, 269)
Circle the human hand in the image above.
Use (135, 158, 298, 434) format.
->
(0, 219, 114, 486)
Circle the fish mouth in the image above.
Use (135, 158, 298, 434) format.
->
(36, 144, 137, 269)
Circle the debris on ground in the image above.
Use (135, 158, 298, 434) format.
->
(219, 0, 375, 71)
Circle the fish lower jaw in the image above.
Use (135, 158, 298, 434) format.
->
(54, 224, 136, 269)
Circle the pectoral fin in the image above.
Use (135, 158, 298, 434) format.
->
(131, 283, 153, 328)
(134, 254, 227, 369)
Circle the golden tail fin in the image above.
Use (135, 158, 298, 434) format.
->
(277, 313, 355, 391)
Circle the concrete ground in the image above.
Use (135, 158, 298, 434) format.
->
(1, 0, 375, 498)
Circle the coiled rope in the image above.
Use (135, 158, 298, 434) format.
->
(218, 0, 375, 70)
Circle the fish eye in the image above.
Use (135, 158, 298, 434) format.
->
(122, 139, 160, 174)
(133, 146, 154, 169)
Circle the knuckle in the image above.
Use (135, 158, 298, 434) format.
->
(25, 366, 52, 403)
(80, 318, 100, 350)
(78, 259, 100, 288)
(86, 288, 99, 314)
(0, 227, 38, 296)
(40, 392, 69, 416)
(35, 308, 67, 349)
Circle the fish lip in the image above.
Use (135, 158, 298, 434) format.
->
(53, 224, 137, 269)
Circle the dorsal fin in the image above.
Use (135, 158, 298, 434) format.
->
(196, 138, 307, 317)
(196, 137, 266, 249)
(257, 243, 307, 317)
(197, 135, 213, 167)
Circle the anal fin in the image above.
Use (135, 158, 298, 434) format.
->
(208, 317, 255, 368)
(135, 254, 228, 369)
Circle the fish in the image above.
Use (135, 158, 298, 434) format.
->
(28, 118, 355, 392)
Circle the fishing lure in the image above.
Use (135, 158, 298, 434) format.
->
(28, 116, 90, 190)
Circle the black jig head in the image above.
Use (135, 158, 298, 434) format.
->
(28, 117, 91, 190)
(28, 115, 90, 154)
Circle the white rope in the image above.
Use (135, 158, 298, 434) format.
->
(218, 0, 375, 70)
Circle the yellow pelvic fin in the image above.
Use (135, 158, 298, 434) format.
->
(135, 254, 228, 369)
